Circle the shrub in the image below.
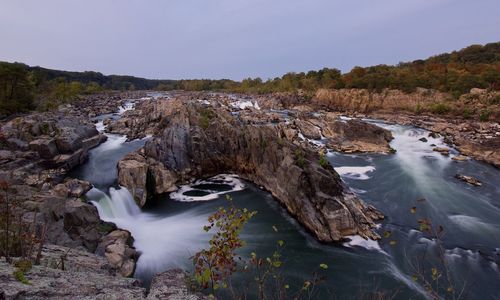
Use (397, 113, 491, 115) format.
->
(199, 108, 214, 129)
(428, 103, 450, 115)
(192, 194, 329, 299)
(319, 153, 329, 168)
(295, 149, 305, 168)
(462, 107, 473, 119)
(479, 109, 491, 121)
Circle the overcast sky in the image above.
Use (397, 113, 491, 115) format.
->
(1, 0, 499, 80)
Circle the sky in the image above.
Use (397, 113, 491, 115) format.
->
(1, 0, 499, 80)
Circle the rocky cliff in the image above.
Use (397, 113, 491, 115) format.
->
(118, 99, 383, 242)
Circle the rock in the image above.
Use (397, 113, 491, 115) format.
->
(295, 120, 322, 140)
(0, 254, 145, 299)
(455, 174, 482, 186)
(52, 179, 92, 198)
(6, 138, 29, 151)
(120, 99, 383, 242)
(117, 152, 149, 206)
(419, 137, 428, 143)
(0, 150, 15, 162)
(451, 155, 468, 162)
(53, 148, 88, 171)
(321, 120, 393, 153)
(433, 147, 450, 155)
(28, 138, 59, 159)
(97, 230, 137, 277)
(55, 123, 98, 153)
(63, 200, 102, 251)
(148, 269, 208, 300)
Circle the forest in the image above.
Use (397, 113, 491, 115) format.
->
(1, 42, 499, 116)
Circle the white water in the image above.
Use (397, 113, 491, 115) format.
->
(343, 235, 386, 254)
(118, 101, 135, 115)
(334, 166, 376, 180)
(170, 174, 245, 202)
(90, 187, 211, 280)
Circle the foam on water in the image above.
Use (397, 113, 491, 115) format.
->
(170, 174, 245, 202)
(118, 101, 135, 115)
(95, 120, 106, 132)
(230, 100, 260, 110)
(334, 166, 376, 180)
(343, 235, 386, 254)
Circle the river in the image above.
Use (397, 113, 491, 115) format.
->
(70, 96, 500, 299)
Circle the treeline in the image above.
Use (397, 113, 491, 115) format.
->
(231, 42, 500, 96)
(1, 42, 499, 116)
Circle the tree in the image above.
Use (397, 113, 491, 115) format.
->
(0, 62, 34, 115)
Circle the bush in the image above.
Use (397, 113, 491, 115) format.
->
(199, 108, 214, 129)
(192, 195, 329, 299)
(479, 109, 491, 121)
(295, 149, 305, 168)
(319, 153, 329, 168)
(462, 107, 473, 119)
(428, 103, 450, 115)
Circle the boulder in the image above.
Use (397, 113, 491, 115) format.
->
(455, 174, 482, 186)
(29, 138, 59, 159)
(433, 147, 450, 155)
(117, 152, 149, 206)
(63, 200, 102, 251)
(97, 230, 137, 277)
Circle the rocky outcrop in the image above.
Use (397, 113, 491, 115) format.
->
(313, 88, 449, 113)
(0, 244, 206, 300)
(118, 151, 178, 206)
(118, 99, 383, 242)
(147, 269, 208, 300)
(0, 109, 106, 175)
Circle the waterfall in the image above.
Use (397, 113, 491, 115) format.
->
(89, 186, 212, 283)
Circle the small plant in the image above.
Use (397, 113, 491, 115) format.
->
(199, 108, 215, 129)
(428, 103, 450, 115)
(319, 153, 329, 168)
(479, 109, 491, 121)
(192, 195, 329, 299)
(295, 148, 305, 168)
(462, 107, 472, 119)
(13, 269, 30, 284)
(1, 179, 46, 265)
(192, 194, 257, 295)
(415, 103, 423, 115)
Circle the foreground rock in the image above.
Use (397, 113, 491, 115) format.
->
(455, 174, 482, 186)
(118, 99, 383, 242)
(0, 245, 203, 300)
